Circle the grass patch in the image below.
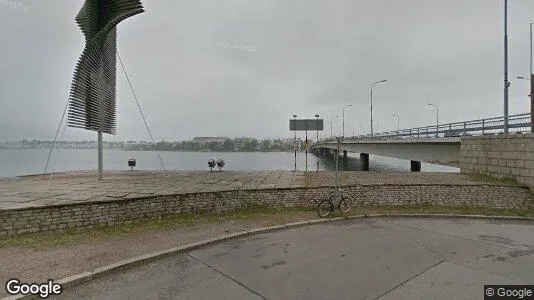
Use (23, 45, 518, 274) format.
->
(0, 204, 532, 249)
(0, 205, 314, 249)
(347, 204, 534, 218)
(468, 174, 521, 186)
(315, 204, 534, 219)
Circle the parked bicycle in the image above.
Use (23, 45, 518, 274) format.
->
(317, 187, 351, 217)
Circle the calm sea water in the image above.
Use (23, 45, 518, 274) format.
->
(0, 149, 459, 177)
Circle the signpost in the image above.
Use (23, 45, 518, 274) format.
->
(289, 119, 324, 131)
(289, 118, 324, 172)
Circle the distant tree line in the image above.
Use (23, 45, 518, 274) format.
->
(143, 138, 305, 152)
(4, 138, 308, 152)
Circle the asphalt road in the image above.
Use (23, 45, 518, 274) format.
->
(56, 218, 534, 300)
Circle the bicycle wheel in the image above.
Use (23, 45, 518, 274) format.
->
(317, 200, 333, 218)
(338, 198, 351, 214)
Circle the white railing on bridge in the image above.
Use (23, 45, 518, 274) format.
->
(320, 113, 531, 142)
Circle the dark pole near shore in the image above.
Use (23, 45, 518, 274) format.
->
(530, 23, 533, 132)
(293, 115, 297, 172)
(531, 73, 534, 132)
(315, 114, 319, 172)
(305, 119, 308, 172)
(503, 0, 510, 134)
(315, 115, 319, 142)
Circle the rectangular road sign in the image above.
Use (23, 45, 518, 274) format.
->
(289, 119, 324, 131)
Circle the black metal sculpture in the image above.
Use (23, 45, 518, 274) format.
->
(66, 0, 144, 179)
(67, 0, 144, 133)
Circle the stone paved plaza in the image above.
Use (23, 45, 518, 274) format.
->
(0, 171, 503, 210)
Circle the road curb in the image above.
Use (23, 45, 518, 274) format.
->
(3, 213, 534, 299)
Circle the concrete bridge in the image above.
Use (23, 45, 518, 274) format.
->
(310, 113, 531, 172)
(311, 137, 461, 171)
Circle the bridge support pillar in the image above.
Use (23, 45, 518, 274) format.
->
(360, 153, 369, 171)
(410, 160, 421, 172)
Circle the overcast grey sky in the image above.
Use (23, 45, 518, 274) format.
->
(1, 0, 533, 142)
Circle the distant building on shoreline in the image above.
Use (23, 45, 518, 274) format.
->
(192, 137, 229, 146)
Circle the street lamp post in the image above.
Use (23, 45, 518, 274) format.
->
(342, 104, 352, 140)
(392, 114, 399, 136)
(428, 103, 439, 137)
(370, 79, 387, 137)
(504, 0, 510, 134)
(518, 23, 534, 132)
(330, 115, 339, 139)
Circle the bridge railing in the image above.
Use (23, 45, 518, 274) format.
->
(319, 113, 531, 142)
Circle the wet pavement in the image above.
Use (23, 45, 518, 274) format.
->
(0, 171, 302, 210)
(0, 171, 488, 210)
(57, 217, 534, 300)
